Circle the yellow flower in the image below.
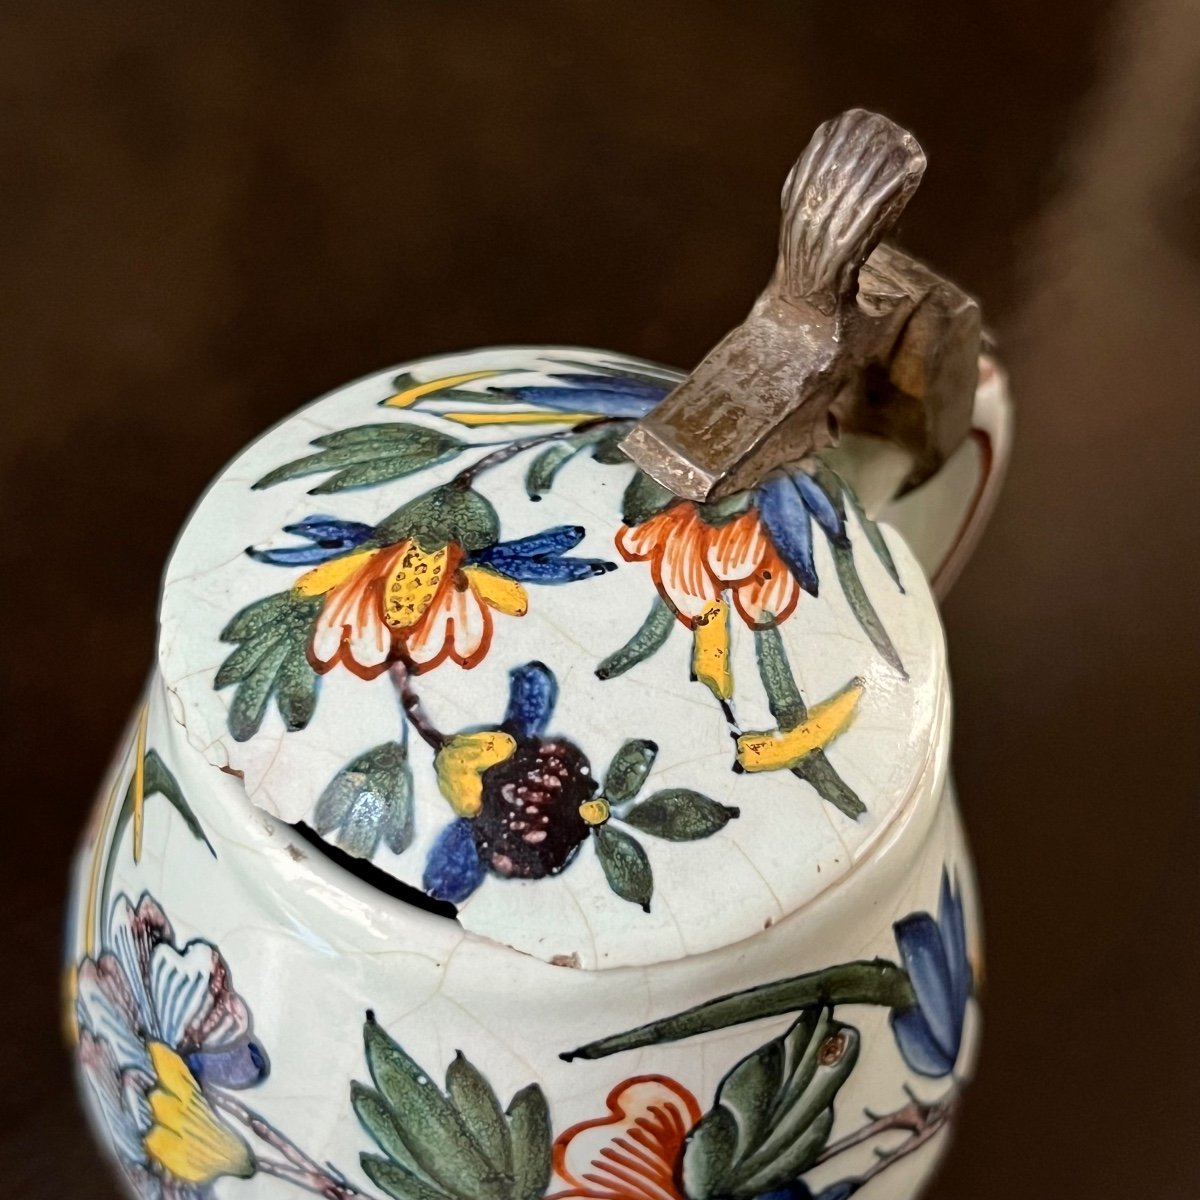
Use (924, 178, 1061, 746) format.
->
(297, 540, 528, 679)
(143, 1042, 254, 1185)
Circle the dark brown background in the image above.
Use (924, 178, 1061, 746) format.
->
(3, 2, 1198, 1196)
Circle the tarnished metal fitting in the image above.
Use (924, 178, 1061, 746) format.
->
(619, 108, 982, 502)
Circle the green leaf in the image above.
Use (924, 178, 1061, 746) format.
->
(621, 471, 677, 524)
(753, 626, 806, 733)
(361, 1155, 457, 1200)
(753, 628, 864, 818)
(100, 750, 213, 923)
(525, 443, 579, 500)
(595, 825, 653, 911)
(792, 750, 865, 820)
(254, 424, 464, 491)
(560, 960, 913, 1061)
(590, 430, 630, 464)
(831, 541, 906, 678)
(622, 789, 738, 841)
(363, 1016, 498, 1200)
(316, 742, 415, 859)
(217, 591, 324, 742)
(353, 1083, 444, 1189)
(698, 489, 753, 526)
(602, 739, 658, 805)
(814, 463, 903, 592)
(596, 598, 676, 680)
(506, 1085, 552, 1200)
(446, 1053, 512, 1177)
(375, 484, 500, 552)
(681, 1008, 860, 1200)
(141, 751, 211, 851)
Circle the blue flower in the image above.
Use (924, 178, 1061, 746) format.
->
(423, 662, 594, 902)
(889, 869, 973, 1077)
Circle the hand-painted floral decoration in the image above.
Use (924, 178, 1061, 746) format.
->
(421, 661, 738, 909)
(75, 892, 265, 1197)
(888, 869, 973, 1078)
(216, 354, 906, 841)
(355, 867, 976, 1200)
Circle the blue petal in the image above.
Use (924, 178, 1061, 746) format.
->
(504, 661, 558, 739)
(499, 374, 667, 418)
(247, 543, 350, 567)
(423, 820, 485, 903)
(755, 1186, 817, 1200)
(889, 1006, 956, 1078)
(478, 525, 586, 560)
(758, 476, 819, 595)
(479, 554, 614, 583)
(794, 472, 845, 541)
(893, 911, 961, 1065)
(939, 870, 973, 1022)
(248, 514, 375, 567)
(186, 1042, 269, 1089)
(284, 514, 374, 546)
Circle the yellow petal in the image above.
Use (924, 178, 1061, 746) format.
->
(692, 600, 733, 700)
(464, 566, 528, 616)
(143, 1043, 254, 1185)
(440, 409, 595, 426)
(736, 677, 865, 772)
(294, 547, 379, 597)
(382, 543, 453, 629)
(435, 731, 517, 817)
(383, 369, 499, 408)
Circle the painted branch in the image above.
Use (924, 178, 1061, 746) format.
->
(561, 960, 915, 1060)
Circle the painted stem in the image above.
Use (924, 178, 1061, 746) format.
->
(453, 418, 619, 485)
(391, 665, 447, 751)
(814, 1092, 955, 1166)
(212, 1093, 371, 1199)
(256, 1157, 371, 1200)
(561, 960, 915, 1060)
(826, 1093, 959, 1188)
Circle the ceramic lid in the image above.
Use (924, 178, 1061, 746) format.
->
(160, 346, 949, 969)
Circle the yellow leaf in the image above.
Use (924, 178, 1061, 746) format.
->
(383, 369, 499, 408)
(736, 677, 865, 772)
(465, 566, 528, 616)
(294, 547, 379, 597)
(441, 409, 595, 427)
(435, 731, 517, 817)
(692, 600, 732, 700)
(143, 1043, 254, 1184)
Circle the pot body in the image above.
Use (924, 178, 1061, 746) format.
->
(66, 669, 981, 1200)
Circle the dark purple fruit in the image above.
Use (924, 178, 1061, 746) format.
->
(472, 738, 596, 878)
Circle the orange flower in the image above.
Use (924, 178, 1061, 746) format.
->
(296, 540, 528, 679)
(550, 1076, 701, 1200)
(616, 504, 800, 630)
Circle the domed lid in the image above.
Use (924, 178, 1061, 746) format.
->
(159, 110, 985, 969)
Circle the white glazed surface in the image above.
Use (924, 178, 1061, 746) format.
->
(157, 348, 946, 970)
(67, 674, 980, 1200)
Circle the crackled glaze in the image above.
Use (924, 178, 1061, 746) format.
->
(67, 344, 1009, 1200)
(157, 348, 950, 970)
